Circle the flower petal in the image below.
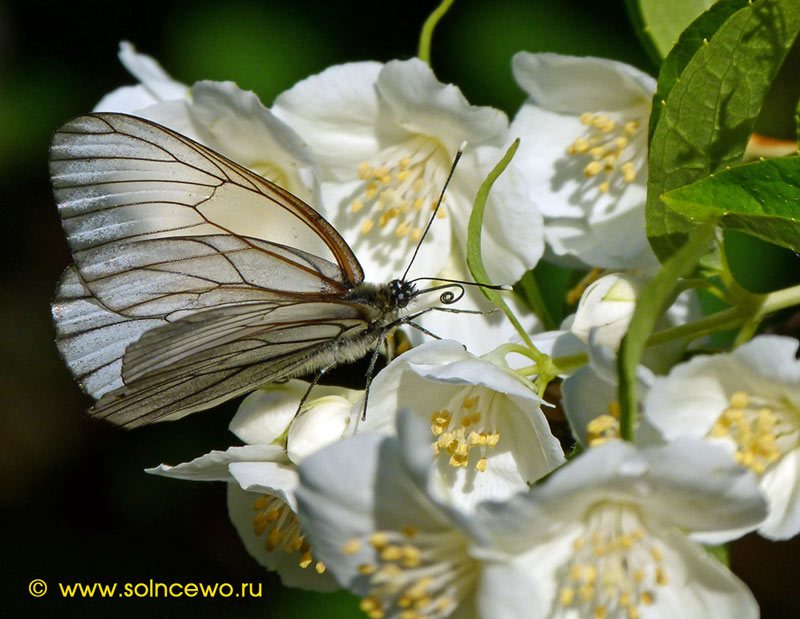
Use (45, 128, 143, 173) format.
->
(272, 61, 390, 179)
(228, 461, 300, 508)
(184, 81, 322, 205)
(230, 382, 310, 445)
(512, 52, 656, 113)
(94, 41, 188, 112)
(297, 432, 456, 592)
(759, 448, 800, 539)
(227, 484, 339, 592)
(376, 58, 508, 153)
(146, 444, 287, 481)
(287, 394, 357, 464)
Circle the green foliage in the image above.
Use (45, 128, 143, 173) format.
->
(647, 0, 751, 141)
(724, 230, 800, 293)
(626, 0, 715, 62)
(645, 0, 800, 262)
(662, 156, 800, 253)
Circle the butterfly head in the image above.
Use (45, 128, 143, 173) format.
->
(388, 279, 418, 309)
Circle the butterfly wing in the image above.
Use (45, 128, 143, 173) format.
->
(49, 112, 363, 286)
(90, 298, 380, 428)
(50, 113, 374, 425)
(52, 234, 356, 398)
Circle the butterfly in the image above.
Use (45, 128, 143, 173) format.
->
(50, 113, 464, 429)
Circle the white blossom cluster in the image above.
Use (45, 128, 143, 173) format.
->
(96, 42, 800, 619)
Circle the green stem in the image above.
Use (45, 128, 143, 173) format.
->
(549, 352, 589, 375)
(514, 282, 800, 405)
(467, 139, 542, 356)
(482, 343, 539, 372)
(759, 282, 800, 316)
(618, 223, 716, 441)
(418, 0, 456, 64)
(646, 282, 800, 346)
(646, 307, 743, 346)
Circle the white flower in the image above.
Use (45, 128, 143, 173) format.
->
(296, 409, 544, 619)
(569, 272, 642, 349)
(480, 440, 765, 619)
(96, 41, 321, 207)
(510, 52, 657, 270)
(94, 41, 188, 111)
(563, 271, 702, 374)
(350, 340, 565, 510)
(644, 335, 800, 540)
(561, 331, 658, 449)
(148, 380, 359, 590)
(273, 59, 544, 351)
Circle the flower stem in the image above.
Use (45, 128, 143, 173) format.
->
(646, 282, 800, 346)
(467, 140, 543, 357)
(646, 307, 743, 346)
(618, 223, 716, 441)
(418, 0, 456, 64)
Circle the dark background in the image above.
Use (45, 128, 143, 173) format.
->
(2, 0, 799, 616)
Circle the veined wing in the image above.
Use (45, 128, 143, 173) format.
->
(53, 265, 163, 399)
(52, 234, 352, 398)
(49, 112, 364, 288)
(91, 299, 379, 428)
(74, 234, 351, 317)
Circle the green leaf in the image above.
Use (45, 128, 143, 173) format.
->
(704, 543, 730, 567)
(724, 229, 800, 293)
(628, 0, 715, 62)
(648, 0, 751, 142)
(662, 157, 800, 253)
(796, 90, 800, 143)
(617, 223, 717, 441)
(646, 0, 800, 262)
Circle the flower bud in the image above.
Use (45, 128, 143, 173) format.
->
(570, 273, 644, 350)
(287, 395, 355, 463)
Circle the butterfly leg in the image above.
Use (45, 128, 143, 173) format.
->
(295, 363, 336, 417)
(361, 327, 391, 421)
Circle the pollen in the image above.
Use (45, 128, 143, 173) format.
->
(427, 387, 502, 472)
(352, 137, 451, 246)
(395, 221, 412, 238)
(558, 503, 668, 619)
(567, 107, 646, 194)
(343, 539, 362, 555)
(251, 493, 323, 571)
(586, 413, 621, 447)
(708, 390, 793, 475)
(346, 524, 475, 619)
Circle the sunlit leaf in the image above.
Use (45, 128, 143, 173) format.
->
(662, 156, 800, 253)
(646, 0, 800, 261)
(627, 0, 715, 62)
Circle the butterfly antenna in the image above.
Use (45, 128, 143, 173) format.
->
(401, 141, 466, 282)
